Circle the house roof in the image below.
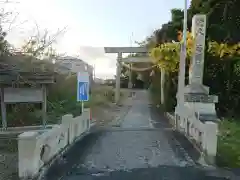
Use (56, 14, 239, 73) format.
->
(56, 56, 93, 69)
(0, 54, 55, 85)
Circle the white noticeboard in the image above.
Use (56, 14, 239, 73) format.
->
(77, 72, 90, 102)
(4, 88, 43, 103)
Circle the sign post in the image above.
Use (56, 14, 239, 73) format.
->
(77, 72, 90, 114)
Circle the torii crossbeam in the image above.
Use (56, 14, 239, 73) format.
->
(104, 47, 151, 103)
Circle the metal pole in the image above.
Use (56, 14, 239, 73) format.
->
(93, 64, 96, 81)
(183, 0, 188, 60)
(177, 0, 188, 104)
(81, 101, 84, 114)
(42, 85, 47, 129)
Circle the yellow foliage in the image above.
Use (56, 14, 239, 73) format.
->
(151, 30, 240, 72)
(178, 31, 194, 48)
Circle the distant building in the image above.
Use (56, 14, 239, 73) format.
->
(104, 79, 115, 86)
(55, 56, 94, 84)
(94, 78, 105, 84)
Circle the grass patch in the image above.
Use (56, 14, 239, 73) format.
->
(47, 84, 115, 124)
(86, 85, 115, 107)
(217, 118, 240, 168)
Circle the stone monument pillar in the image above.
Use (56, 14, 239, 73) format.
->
(184, 14, 218, 107)
(175, 15, 218, 164)
(174, 14, 219, 164)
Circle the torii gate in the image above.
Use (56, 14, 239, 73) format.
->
(104, 47, 151, 103)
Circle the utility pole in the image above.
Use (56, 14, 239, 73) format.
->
(93, 64, 96, 81)
(177, 0, 188, 105)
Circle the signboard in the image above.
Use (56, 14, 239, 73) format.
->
(184, 93, 218, 103)
(77, 72, 89, 101)
(4, 88, 43, 103)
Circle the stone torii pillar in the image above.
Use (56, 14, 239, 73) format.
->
(128, 64, 133, 89)
(116, 52, 122, 103)
(104, 47, 148, 103)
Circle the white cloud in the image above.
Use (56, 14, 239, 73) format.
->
(4, 0, 70, 47)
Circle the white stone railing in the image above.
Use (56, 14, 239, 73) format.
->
(18, 109, 90, 179)
(172, 105, 218, 165)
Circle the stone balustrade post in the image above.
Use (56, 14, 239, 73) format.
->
(203, 121, 218, 164)
(18, 131, 39, 178)
(84, 108, 91, 130)
(62, 114, 73, 144)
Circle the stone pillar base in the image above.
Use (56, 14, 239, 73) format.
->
(128, 82, 133, 89)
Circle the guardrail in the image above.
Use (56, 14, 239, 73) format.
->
(18, 109, 90, 179)
(166, 110, 218, 165)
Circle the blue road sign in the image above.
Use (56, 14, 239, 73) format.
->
(77, 82, 89, 101)
(77, 72, 89, 102)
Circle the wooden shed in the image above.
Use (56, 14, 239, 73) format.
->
(0, 54, 55, 129)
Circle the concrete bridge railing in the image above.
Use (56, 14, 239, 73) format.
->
(171, 14, 219, 165)
(18, 109, 90, 179)
(167, 106, 218, 165)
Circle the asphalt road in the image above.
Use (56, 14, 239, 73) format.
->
(42, 91, 231, 180)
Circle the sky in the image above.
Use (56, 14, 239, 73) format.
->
(4, 0, 186, 79)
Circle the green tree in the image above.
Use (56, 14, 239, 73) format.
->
(145, 1, 240, 113)
(155, 9, 184, 44)
(0, 24, 9, 55)
(189, 0, 240, 43)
